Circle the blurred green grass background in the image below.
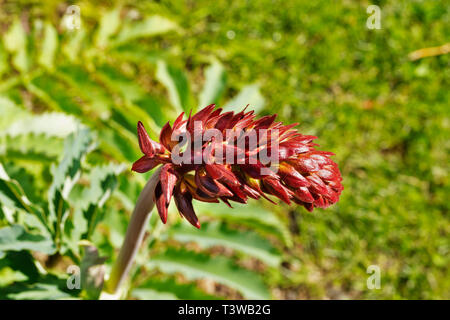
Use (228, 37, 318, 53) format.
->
(0, 0, 449, 299)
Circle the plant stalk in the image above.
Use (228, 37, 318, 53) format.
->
(103, 167, 161, 297)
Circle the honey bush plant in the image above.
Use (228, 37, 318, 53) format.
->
(0, 4, 291, 300)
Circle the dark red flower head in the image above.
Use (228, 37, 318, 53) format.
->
(132, 104, 343, 228)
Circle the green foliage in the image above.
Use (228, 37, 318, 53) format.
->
(0, 224, 55, 255)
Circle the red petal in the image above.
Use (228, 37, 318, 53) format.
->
(293, 157, 320, 173)
(215, 112, 234, 132)
(131, 156, 160, 173)
(137, 121, 155, 156)
(220, 197, 233, 208)
(192, 104, 216, 124)
(263, 177, 293, 204)
(223, 194, 247, 204)
(253, 114, 277, 129)
(160, 121, 174, 150)
(279, 163, 310, 187)
(192, 189, 220, 203)
(241, 161, 278, 179)
(205, 164, 240, 186)
(294, 187, 314, 203)
(174, 188, 200, 228)
(314, 196, 327, 208)
(306, 174, 328, 195)
(195, 169, 233, 197)
(160, 164, 178, 204)
(241, 184, 261, 199)
(173, 112, 185, 129)
(222, 181, 248, 201)
(154, 182, 168, 223)
(317, 169, 336, 181)
(304, 202, 314, 212)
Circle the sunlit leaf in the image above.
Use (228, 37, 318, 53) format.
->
(38, 23, 58, 70)
(194, 201, 292, 246)
(113, 15, 178, 46)
(223, 83, 265, 113)
(62, 28, 86, 62)
(3, 19, 26, 53)
(0, 267, 28, 286)
(0, 96, 29, 131)
(69, 163, 125, 242)
(95, 7, 121, 48)
(198, 59, 227, 109)
(168, 222, 281, 267)
(3, 19, 28, 72)
(48, 129, 94, 237)
(0, 163, 47, 230)
(156, 60, 190, 114)
(0, 224, 55, 255)
(148, 248, 271, 300)
(3, 113, 80, 139)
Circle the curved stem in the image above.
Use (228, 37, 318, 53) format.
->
(103, 167, 161, 297)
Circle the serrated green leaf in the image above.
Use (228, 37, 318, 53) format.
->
(38, 23, 58, 70)
(3, 112, 80, 139)
(156, 60, 190, 114)
(223, 83, 265, 113)
(168, 222, 281, 267)
(113, 15, 178, 46)
(70, 163, 125, 240)
(64, 163, 125, 255)
(0, 224, 55, 255)
(48, 129, 94, 239)
(147, 248, 270, 300)
(198, 59, 227, 108)
(0, 163, 48, 230)
(0, 134, 63, 162)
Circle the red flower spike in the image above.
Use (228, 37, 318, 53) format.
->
(132, 105, 343, 228)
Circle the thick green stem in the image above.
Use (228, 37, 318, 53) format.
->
(103, 167, 161, 297)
